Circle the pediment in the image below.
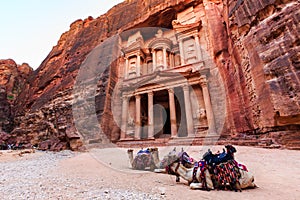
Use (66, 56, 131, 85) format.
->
(122, 70, 193, 91)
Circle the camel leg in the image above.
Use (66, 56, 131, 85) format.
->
(154, 169, 166, 173)
(190, 183, 202, 190)
(190, 183, 212, 191)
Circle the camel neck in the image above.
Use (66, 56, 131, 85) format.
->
(173, 164, 193, 182)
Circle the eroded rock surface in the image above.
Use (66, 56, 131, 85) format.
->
(1, 0, 299, 150)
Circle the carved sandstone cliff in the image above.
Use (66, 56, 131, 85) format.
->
(225, 0, 300, 147)
(2, 0, 299, 150)
(0, 59, 32, 132)
(11, 0, 204, 150)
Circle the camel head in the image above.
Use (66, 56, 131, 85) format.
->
(127, 149, 134, 166)
(225, 145, 236, 158)
(148, 147, 158, 153)
(127, 149, 134, 155)
(159, 148, 178, 169)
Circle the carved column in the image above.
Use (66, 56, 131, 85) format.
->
(168, 88, 178, 138)
(194, 35, 202, 61)
(200, 76, 216, 134)
(163, 48, 167, 69)
(120, 95, 129, 140)
(137, 54, 141, 76)
(179, 40, 185, 65)
(183, 85, 194, 137)
(135, 94, 141, 139)
(124, 58, 129, 79)
(152, 50, 156, 71)
(169, 53, 174, 68)
(148, 92, 154, 139)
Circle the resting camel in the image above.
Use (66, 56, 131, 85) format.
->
(154, 147, 195, 173)
(127, 148, 159, 171)
(128, 147, 194, 172)
(166, 146, 257, 191)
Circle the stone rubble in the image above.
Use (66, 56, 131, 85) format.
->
(0, 151, 163, 200)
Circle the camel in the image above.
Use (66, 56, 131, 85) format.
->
(127, 148, 159, 171)
(128, 147, 194, 172)
(154, 147, 195, 173)
(166, 150, 257, 191)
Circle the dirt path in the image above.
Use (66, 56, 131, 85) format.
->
(1, 146, 299, 199)
(60, 146, 300, 200)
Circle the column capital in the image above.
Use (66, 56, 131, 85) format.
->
(168, 88, 174, 94)
(122, 95, 129, 100)
(182, 85, 190, 91)
(148, 91, 154, 97)
(199, 75, 208, 87)
(135, 94, 141, 99)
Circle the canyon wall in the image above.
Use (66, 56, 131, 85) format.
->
(1, 0, 299, 150)
(225, 0, 300, 147)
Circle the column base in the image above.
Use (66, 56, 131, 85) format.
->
(187, 134, 196, 138)
(119, 137, 134, 141)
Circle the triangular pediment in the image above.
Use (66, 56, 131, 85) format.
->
(122, 70, 194, 91)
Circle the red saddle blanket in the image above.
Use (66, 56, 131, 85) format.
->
(212, 160, 241, 187)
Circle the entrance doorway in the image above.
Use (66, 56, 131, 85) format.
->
(153, 90, 171, 138)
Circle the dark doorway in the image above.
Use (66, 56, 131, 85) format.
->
(141, 94, 148, 139)
(174, 87, 188, 137)
(153, 90, 171, 138)
(163, 108, 171, 134)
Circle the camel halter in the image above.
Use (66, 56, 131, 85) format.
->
(166, 160, 181, 175)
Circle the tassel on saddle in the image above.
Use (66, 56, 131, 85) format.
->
(192, 161, 210, 191)
(212, 160, 242, 192)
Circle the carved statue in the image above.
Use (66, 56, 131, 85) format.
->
(127, 116, 135, 127)
(155, 29, 163, 38)
(157, 50, 163, 66)
(198, 108, 207, 120)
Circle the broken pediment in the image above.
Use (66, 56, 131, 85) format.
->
(126, 31, 144, 47)
(172, 6, 202, 32)
(177, 7, 196, 25)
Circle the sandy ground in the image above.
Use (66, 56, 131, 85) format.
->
(0, 145, 299, 200)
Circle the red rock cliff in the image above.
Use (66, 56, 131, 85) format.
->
(0, 59, 32, 132)
(4, 0, 299, 150)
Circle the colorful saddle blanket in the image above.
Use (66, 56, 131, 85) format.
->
(133, 149, 152, 170)
(212, 160, 241, 188)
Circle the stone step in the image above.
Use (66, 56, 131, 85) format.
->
(116, 138, 170, 148)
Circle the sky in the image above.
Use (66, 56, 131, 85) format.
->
(0, 0, 123, 70)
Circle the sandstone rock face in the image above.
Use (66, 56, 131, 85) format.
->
(2, 0, 299, 150)
(223, 0, 300, 148)
(0, 59, 33, 133)
(11, 0, 203, 151)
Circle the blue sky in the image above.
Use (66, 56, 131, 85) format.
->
(0, 0, 123, 69)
